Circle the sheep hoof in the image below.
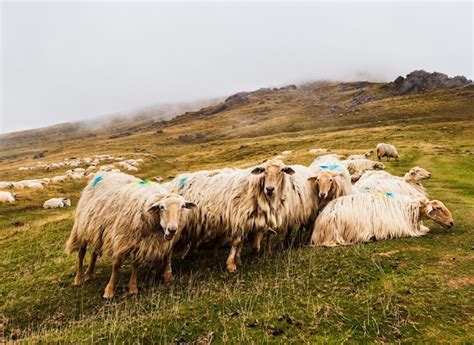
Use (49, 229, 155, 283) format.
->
(226, 263, 237, 273)
(129, 285, 139, 295)
(83, 273, 93, 282)
(73, 275, 82, 286)
(163, 273, 174, 284)
(103, 287, 114, 299)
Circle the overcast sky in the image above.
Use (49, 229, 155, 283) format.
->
(1, 1, 472, 134)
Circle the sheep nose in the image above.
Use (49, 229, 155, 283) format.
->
(428, 174, 432, 178)
(265, 187, 274, 195)
(448, 221, 454, 228)
(319, 192, 327, 199)
(167, 227, 177, 234)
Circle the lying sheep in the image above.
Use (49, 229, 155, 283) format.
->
(347, 151, 373, 160)
(52, 175, 69, 183)
(309, 155, 353, 210)
(65, 172, 196, 298)
(376, 143, 399, 161)
(311, 193, 453, 247)
(340, 159, 385, 174)
(281, 150, 294, 156)
(0, 191, 16, 204)
(308, 148, 330, 155)
(43, 198, 71, 209)
(168, 157, 296, 272)
(0, 182, 14, 189)
(355, 166, 432, 198)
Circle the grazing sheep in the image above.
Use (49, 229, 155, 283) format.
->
(0, 191, 16, 204)
(66, 172, 196, 298)
(309, 155, 353, 210)
(311, 193, 453, 247)
(168, 157, 296, 272)
(347, 151, 373, 160)
(356, 166, 432, 198)
(341, 159, 385, 174)
(43, 198, 71, 209)
(376, 143, 400, 161)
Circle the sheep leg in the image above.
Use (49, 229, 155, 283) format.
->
(235, 240, 243, 267)
(103, 256, 123, 299)
(128, 260, 139, 295)
(264, 232, 273, 256)
(73, 244, 87, 286)
(284, 227, 293, 248)
(226, 235, 242, 273)
(83, 251, 98, 282)
(163, 254, 174, 283)
(252, 231, 264, 253)
(181, 240, 197, 260)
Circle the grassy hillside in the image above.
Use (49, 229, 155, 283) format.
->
(0, 81, 473, 343)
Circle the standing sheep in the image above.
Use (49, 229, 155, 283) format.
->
(311, 193, 453, 247)
(340, 159, 385, 174)
(168, 157, 296, 272)
(347, 151, 373, 160)
(376, 143, 400, 161)
(66, 172, 196, 298)
(355, 166, 432, 198)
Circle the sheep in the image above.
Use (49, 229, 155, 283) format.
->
(19, 180, 45, 190)
(52, 175, 69, 183)
(43, 198, 71, 209)
(99, 165, 115, 172)
(0, 191, 16, 204)
(0, 182, 14, 189)
(281, 150, 294, 156)
(308, 155, 353, 210)
(86, 166, 97, 172)
(340, 159, 385, 174)
(168, 157, 296, 272)
(125, 165, 139, 172)
(65, 172, 196, 298)
(355, 166, 432, 198)
(311, 193, 453, 247)
(376, 143, 399, 161)
(350, 170, 365, 183)
(308, 148, 330, 155)
(347, 151, 373, 160)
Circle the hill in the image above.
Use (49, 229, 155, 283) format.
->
(0, 71, 473, 342)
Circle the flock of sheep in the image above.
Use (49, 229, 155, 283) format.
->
(0, 154, 145, 208)
(62, 143, 453, 299)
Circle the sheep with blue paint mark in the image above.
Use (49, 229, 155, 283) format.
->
(66, 172, 196, 298)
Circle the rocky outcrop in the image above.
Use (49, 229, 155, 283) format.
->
(383, 70, 472, 95)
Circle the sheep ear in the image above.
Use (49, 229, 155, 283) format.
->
(410, 170, 417, 176)
(184, 201, 197, 209)
(148, 202, 163, 213)
(282, 166, 295, 175)
(251, 167, 265, 175)
(307, 176, 317, 182)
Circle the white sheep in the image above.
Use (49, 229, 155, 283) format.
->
(340, 159, 385, 174)
(0, 182, 14, 189)
(347, 151, 373, 160)
(52, 175, 69, 183)
(376, 143, 399, 161)
(66, 172, 196, 298)
(355, 166, 432, 198)
(0, 191, 16, 203)
(311, 193, 453, 247)
(43, 198, 71, 209)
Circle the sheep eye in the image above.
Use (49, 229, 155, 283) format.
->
(159, 205, 165, 210)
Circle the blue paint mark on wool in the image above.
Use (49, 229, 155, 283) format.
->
(92, 175, 103, 187)
(178, 177, 188, 189)
(137, 179, 152, 186)
(318, 164, 341, 172)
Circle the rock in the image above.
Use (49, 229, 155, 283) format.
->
(109, 131, 132, 139)
(177, 132, 206, 143)
(383, 70, 472, 95)
(239, 144, 249, 149)
(33, 151, 46, 159)
(348, 91, 375, 107)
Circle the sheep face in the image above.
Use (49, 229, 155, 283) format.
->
(308, 170, 341, 200)
(148, 195, 196, 241)
(422, 200, 454, 228)
(251, 159, 295, 198)
(62, 199, 72, 207)
(409, 167, 432, 182)
(374, 162, 385, 170)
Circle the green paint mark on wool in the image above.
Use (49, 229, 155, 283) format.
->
(92, 175, 103, 187)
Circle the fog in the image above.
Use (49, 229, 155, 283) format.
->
(1, 1, 472, 134)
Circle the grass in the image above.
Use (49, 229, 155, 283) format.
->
(0, 82, 473, 343)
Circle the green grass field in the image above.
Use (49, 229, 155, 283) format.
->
(1, 82, 473, 343)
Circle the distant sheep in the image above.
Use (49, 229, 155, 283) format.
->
(0, 182, 14, 189)
(0, 191, 16, 204)
(347, 151, 373, 160)
(355, 166, 432, 198)
(341, 159, 385, 174)
(52, 175, 69, 183)
(376, 143, 399, 161)
(308, 148, 330, 155)
(66, 172, 196, 298)
(311, 193, 453, 247)
(43, 198, 71, 209)
(281, 150, 294, 156)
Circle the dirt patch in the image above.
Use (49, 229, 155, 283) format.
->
(377, 250, 400, 257)
(448, 277, 474, 288)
